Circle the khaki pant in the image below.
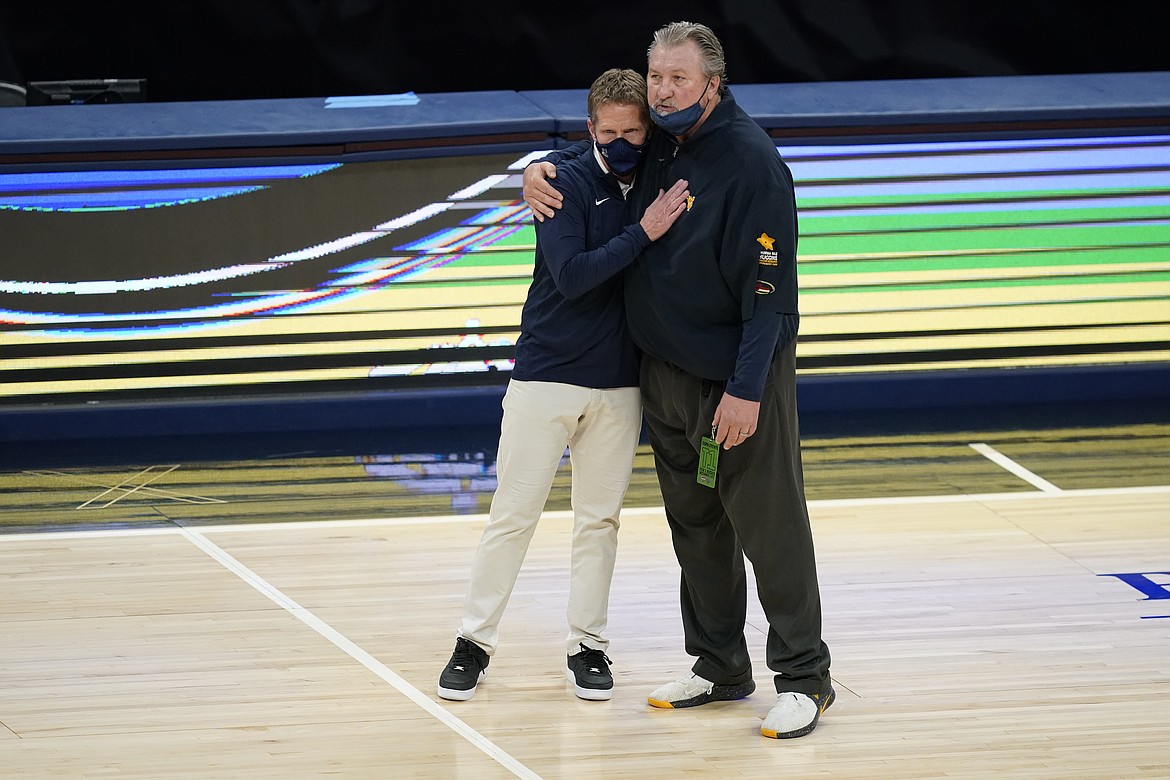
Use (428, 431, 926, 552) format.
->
(458, 379, 641, 656)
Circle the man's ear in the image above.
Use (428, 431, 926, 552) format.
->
(586, 117, 596, 143)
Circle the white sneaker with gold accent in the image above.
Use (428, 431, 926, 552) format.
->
(760, 686, 835, 739)
(647, 672, 756, 709)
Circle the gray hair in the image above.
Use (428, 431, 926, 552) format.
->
(648, 21, 728, 94)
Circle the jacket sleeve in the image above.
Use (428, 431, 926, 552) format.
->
(531, 139, 592, 167)
(726, 312, 799, 400)
(534, 170, 651, 300)
(721, 154, 800, 400)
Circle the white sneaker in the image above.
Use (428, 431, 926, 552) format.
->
(760, 686, 835, 739)
(647, 672, 756, 709)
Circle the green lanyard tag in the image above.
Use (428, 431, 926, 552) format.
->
(697, 425, 719, 488)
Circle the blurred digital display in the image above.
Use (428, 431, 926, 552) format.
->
(786, 133, 1170, 375)
(2, 133, 1168, 407)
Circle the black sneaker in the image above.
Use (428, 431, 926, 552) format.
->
(566, 643, 614, 701)
(437, 637, 489, 701)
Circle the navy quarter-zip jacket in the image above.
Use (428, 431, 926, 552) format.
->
(624, 90, 800, 401)
(514, 149, 651, 388)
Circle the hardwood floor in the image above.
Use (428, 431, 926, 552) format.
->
(1, 420, 1168, 778)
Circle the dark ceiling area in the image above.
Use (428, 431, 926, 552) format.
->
(2, 1, 1168, 103)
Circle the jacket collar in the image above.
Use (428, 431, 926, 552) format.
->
(680, 88, 737, 146)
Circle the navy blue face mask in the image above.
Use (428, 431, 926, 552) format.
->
(595, 136, 646, 176)
(650, 79, 712, 137)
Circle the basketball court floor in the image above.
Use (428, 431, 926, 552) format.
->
(2, 412, 1168, 778)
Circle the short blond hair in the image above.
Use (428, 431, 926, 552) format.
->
(587, 68, 650, 124)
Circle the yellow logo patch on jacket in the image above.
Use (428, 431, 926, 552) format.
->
(757, 232, 778, 266)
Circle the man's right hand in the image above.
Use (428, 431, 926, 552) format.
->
(523, 162, 563, 222)
(639, 179, 689, 241)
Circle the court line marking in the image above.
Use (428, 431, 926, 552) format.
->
(174, 524, 543, 780)
(969, 442, 1063, 493)
(25, 466, 227, 508)
(81, 465, 178, 508)
(2, 485, 1168, 541)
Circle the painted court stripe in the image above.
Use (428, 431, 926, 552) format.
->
(175, 525, 543, 780)
(969, 442, 1063, 493)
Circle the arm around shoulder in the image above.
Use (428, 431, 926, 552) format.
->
(523, 141, 591, 221)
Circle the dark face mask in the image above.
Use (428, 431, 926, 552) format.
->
(650, 79, 712, 137)
(595, 136, 646, 176)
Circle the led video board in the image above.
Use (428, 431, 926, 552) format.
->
(2, 133, 1168, 407)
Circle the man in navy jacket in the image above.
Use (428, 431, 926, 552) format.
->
(439, 68, 689, 703)
(524, 22, 834, 739)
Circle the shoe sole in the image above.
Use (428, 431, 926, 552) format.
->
(565, 669, 613, 701)
(437, 670, 486, 701)
(648, 678, 756, 709)
(760, 685, 836, 739)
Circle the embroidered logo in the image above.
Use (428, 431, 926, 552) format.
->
(754, 280, 775, 295)
(757, 232, 779, 266)
(686, 195, 695, 211)
(595, 197, 610, 206)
